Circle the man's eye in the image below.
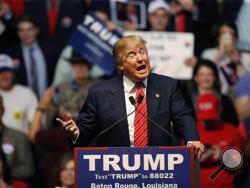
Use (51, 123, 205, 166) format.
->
(128, 53, 135, 58)
(139, 49, 145, 54)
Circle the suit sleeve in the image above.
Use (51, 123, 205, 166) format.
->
(169, 80, 200, 143)
(75, 87, 98, 146)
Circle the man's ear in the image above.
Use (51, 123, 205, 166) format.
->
(118, 63, 124, 71)
(35, 27, 40, 35)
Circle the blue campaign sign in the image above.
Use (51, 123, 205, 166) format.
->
(68, 12, 123, 76)
(75, 147, 195, 188)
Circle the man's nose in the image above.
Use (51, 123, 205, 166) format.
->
(137, 53, 143, 62)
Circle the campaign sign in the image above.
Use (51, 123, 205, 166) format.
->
(124, 31, 194, 80)
(68, 12, 123, 76)
(75, 147, 195, 188)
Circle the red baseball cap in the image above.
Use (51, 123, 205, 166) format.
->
(196, 93, 220, 121)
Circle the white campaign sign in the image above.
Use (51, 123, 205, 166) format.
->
(125, 31, 194, 79)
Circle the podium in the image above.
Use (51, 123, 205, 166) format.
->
(74, 147, 197, 188)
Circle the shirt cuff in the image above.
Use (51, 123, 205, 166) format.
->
(71, 132, 80, 144)
(186, 141, 198, 146)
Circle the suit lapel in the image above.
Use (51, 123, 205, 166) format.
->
(108, 75, 130, 145)
(18, 45, 28, 85)
(147, 74, 161, 145)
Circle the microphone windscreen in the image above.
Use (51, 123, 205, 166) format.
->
(129, 96, 136, 105)
(137, 95, 144, 104)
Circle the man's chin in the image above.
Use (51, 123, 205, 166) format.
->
(135, 72, 149, 81)
(124, 70, 149, 82)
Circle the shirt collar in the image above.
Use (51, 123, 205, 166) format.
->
(123, 75, 147, 94)
(22, 42, 39, 50)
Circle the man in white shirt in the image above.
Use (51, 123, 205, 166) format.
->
(0, 53, 37, 135)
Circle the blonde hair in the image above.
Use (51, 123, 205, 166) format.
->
(112, 35, 147, 65)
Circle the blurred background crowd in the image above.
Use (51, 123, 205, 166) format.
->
(0, 0, 250, 187)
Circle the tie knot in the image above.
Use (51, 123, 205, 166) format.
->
(135, 82, 144, 89)
(135, 82, 144, 97)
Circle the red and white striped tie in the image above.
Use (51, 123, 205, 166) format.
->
(134, 83, 148, 147)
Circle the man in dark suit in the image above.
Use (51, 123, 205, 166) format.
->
(57, 35, 204, 158)
(25, 0, 85, 53)
(5, 15, 58, 98)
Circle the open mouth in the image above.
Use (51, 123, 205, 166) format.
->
(136, 65, 146, 71)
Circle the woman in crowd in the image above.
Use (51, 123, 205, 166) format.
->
(201, 21, 247, 94)
(55, 154, 74, 188)
(190, 59, 239, 126)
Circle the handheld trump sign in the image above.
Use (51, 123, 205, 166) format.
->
(68, 12, 123, 76)
(124, 31, 194, 80)
(75, 147, 195, 188)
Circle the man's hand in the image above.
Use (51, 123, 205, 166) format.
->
(184, 56, 198, 67)
(178, 0, 197, 12)
(211, 144, 222, 160)
(187, 141, 205, 160)
(235, 96, 250, 120)
(56, 112, 79, 140)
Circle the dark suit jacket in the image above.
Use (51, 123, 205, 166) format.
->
(5, 44, 58, 86)
(76, 73, 199, 147)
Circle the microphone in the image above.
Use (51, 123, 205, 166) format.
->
(130, 95, 178, 144)
(95, 97, 136, 141)
(129, 96, 136, 106)
(137, 95, 144, 104)
(128, 95, 143, 106)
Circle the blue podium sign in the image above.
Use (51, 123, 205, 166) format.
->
(74, 147, 195, 188)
